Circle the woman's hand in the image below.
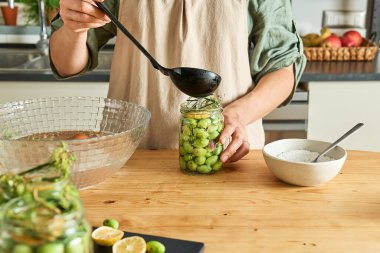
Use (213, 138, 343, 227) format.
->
(59, 0, 110, 32)
(219, 108, 250, 163)
(50, 0, 111, 76)
(216, 64, 295, 163)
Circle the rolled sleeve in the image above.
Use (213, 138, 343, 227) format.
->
(247, 0, 306, 106)
(49, 0, 118, 79)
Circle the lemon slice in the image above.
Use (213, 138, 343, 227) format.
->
(92, 226, 124, 246)
(185, 111, 211, 119)
(112, 236, 146, 253)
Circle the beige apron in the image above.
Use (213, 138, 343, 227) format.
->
(108, 0, 264, 149)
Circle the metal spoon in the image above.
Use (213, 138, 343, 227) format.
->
(312, 123, 364, 162)
(96, 2, 221, 98)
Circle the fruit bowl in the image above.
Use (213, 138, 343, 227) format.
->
(303, 39, 378, 61)
(301, 28, 378, 61)
(0, 97, 151, 189)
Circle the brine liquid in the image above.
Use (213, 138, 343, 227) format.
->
(18, 130, 108, 141)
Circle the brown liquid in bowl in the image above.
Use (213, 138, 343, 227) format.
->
(18, 130, 108, 141)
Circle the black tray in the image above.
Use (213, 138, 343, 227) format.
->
(93, 228, 205, 253)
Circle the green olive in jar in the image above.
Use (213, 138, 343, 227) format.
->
(36, 243, 65, 253)
(12, 245, 33, 253)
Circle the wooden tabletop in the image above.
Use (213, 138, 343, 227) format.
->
(80, 149, 380, 253)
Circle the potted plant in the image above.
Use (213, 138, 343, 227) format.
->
(1, 1, 19, 26)
(20, 0, 59, 25)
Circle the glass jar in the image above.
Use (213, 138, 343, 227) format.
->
(179, 96, 224, 174)
(0, 178, 93, 253)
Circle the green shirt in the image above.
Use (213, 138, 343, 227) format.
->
(51, 0, 306, 106)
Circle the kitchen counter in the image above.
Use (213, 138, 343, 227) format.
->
(2, 58, 380, 82)
(0, 70, 110, 82)
(80, 149, 380, 253)
(0, 43, 380, 82)
(301, 54, 380, 82)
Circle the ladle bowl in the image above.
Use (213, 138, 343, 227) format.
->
(96, 2, 221, 97)
(169, 67, 221, 97)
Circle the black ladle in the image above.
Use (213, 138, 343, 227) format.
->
(96, 2, 221, 97)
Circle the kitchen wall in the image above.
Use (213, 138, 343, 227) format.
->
(0, 1, 371, 35)
(0, 0, 373, 43)
(292, 0, 369, 35)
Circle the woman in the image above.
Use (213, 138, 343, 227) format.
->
(49, 0, 306, 163)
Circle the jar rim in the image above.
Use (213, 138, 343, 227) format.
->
(180, 96, 223, 113)
(180, 105, 223, 113)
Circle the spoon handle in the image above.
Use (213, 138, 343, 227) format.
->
(313, 123, 364, 162)
(95, 2, 167, 74)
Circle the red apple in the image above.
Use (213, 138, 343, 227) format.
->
(341, 30, 363, 47)
(321, 34, 342, 48)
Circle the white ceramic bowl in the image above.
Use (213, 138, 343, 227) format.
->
(262, 139, 347, 186)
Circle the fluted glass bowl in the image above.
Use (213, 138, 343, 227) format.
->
(0, 97, 151, 189)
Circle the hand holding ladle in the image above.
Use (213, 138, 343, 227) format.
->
(96, 2, 222, 98)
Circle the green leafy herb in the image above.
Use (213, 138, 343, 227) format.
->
(185, 95, 222, 110)
(19, 0, 60, 25)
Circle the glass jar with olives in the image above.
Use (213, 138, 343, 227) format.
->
(0, 179, 93, 253)
(0, 143, 93, 253)
(179, 96, 224, 174)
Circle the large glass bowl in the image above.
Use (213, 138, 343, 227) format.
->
(0, 97, 151, 189)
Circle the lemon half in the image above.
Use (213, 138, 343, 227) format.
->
(185, 111, 211, 119)
(91, 226, 124, 247)
(112, 236, 146, 253)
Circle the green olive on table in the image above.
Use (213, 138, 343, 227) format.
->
(146, 240, 166, 253)
(103, 218, 120, 229)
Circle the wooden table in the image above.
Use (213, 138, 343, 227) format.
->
(80, 150, 380, 253)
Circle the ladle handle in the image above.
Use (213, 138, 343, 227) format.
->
(95, 2, 168, 74)
(313, 123, 364, 162)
